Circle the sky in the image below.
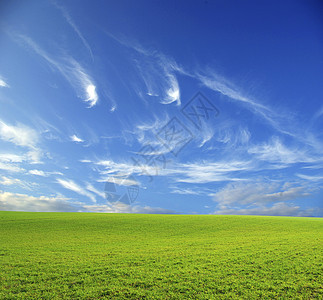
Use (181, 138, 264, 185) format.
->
(0, 0, 322, 216)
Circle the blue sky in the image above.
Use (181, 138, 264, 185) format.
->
(0, 0, 322, 216)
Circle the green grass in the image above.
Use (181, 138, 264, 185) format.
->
(0, 212, 322, 299)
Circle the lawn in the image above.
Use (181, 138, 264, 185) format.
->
(0, 211, 322, 299)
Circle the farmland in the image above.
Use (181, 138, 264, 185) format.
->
(0, 212, 322, 299)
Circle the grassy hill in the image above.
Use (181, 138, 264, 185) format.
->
(0, 211, 322, 299)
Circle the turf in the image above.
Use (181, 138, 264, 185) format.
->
(0, 212, 322, 299)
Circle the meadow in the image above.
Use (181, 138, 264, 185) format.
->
(0, 211, 322, 299)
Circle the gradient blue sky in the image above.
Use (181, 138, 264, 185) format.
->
(0, 0, 322, 215)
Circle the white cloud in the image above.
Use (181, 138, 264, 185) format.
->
(98, 176, 139, 187)
(248, 137, 314, 165)
(79, 159, 92, 163)
(213, 202, 321, 217)
(13, 34, 98, 108)
(85, 183, 105, 199)
(106, 33, 181, 105)
(95, 157, 252, 184)
(198, 125, 215, 147)
(163, 74, 180, 105)
(83, 202, 176, 214)
(296, 173, 323, 182)
(85, 84, 98, 107)
(0, 153, 24, 163)
(0, 176, 36, 190)
(171, 188, 201, 195)
(28, 170, 46, 176)
(54, 3, 93, 60)
(213, 181, 309, 206)
(163, 160, 252, 184)
(110, 104, 117, 112)
(96, 160, 154, 177)
(70, 134, 84, 143)
(0, 120, 42, 163)
(0, 176, 22, 186)
(0, 78, 9, 88)
(0, 162, 25, 173)
(0, 190, 78, 212)
(0, 120, 38, 149)
(0, 190, 176, 214)
(56, 178, 97, 203)
(28, 169, 63, 177)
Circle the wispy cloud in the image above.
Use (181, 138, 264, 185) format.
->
(28, 169, 63, 177)
(70, 134, 84, 143)
(0, 176, 23, 186)
(170, 188, 201, 195)
(0, 176, 36, 190)
(0, 162, 25, 173)
(85, 183, 105, 199)
(56, 178, 97, 203)
(98, 176, 139, 187)
(93, 157, 252, 184)
(83, 202, 177, 214)
(211, 180, 320, 216)
(0, 190, 176, 213)
(296, 173, 323, 182)
(163, 160, 252, 184)
(0, 119, 42, 163)
(213, 181, 309, 206)
(105, 32, 181, 105)
(0, 77, 9, 88)
(248, 136, 317, 166)
(12, 33, 98, 107)
(213, 202, 322, 217)
(54, 3, 94, 60)
(0, 190, 78, 212)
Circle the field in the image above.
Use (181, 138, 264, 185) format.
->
(0, 212, 322, 299)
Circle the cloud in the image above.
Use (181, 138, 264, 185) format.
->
(105, 32, 181, 105)
(198, 125, 215, 147)
(85, 84, 98, 107)
(28, 170, 46, 176)
(0, 176, 36, 190)
(213, 181, 309, 207)
(170, 188, 201, 195)
(0, 190, 79, 212)
(28, 169, 63, 177)
(0, 120, 38, 149)
(296, 173, 323, 182)
(0, 190, 176, 214)
(83, 202, 177, 214)
(0, 162, 25, 173)
(85, 183, 105, 199)
(0, 153, 24, 163)
(248, 136, 315, 166)
(56, 178, 97, 203)
(93, 156, 252, 184)
(98, 176, 139, 187)
(0, 176, 22, 186)
(70, 134, 84, 143)
(163, 74, 180, 105)
(13, 34, 98, 107)
(54, 3, 93, 60)
(0, 78, 9, 88)
(213, 202, 322, 217)
(194, 69, 295, 138)
(163, 160, 252, 184)
(96, 160, 155, 178)
(0, 120, 42, 163)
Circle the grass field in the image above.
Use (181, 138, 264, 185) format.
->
(0, 212, 322, 299)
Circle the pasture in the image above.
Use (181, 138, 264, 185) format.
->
(0, 212, 322, 299)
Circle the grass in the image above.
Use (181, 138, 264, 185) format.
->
(0, 211, 322, 299)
